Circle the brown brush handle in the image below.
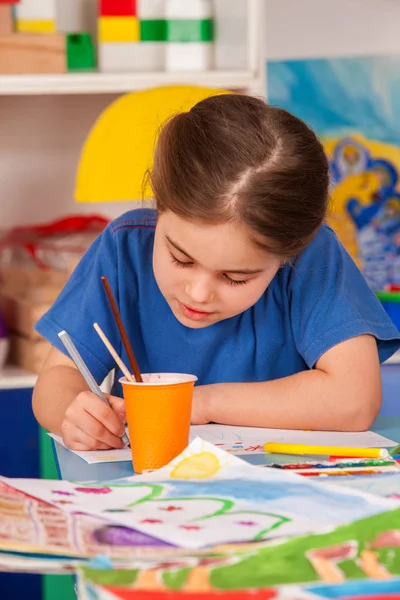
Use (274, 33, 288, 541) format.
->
(101, 275, 143, 383)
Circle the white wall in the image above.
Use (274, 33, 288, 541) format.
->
(0, 94, 128, 227)
(265, 0, 400, 60)
(2, 0, 400, 227)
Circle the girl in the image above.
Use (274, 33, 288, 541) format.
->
(33, 94, 400, 451)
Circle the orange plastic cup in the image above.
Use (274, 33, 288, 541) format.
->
(120, 373, 197, 473)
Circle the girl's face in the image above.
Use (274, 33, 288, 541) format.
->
(153, 211, 282, 329)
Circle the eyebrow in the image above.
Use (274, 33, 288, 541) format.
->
(165, 235, 265, 275)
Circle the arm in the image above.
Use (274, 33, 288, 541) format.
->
(192, 335, 381, 431)
(32, 346, 126, 450)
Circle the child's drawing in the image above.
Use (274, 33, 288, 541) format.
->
(78, 508, 400, 595)
(316, 471, 400, 499)
(2, 440, 397, 550)
(0, 480, 171, 560)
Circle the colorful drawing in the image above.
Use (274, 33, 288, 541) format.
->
(270, 467, 399, 479)
(78, 583, 314, 600)
(268, 56, 400, 289)
(1, 439, 398, 551)
(266, 457, 400, 478)
(76, 508, 400, 595)
(170, 451, 222, 479)
(315, 471, 400, 499)
(0, 480, 175, 561)
(78, 583, 319, 600)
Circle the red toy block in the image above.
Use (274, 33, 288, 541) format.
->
(99, 0, 136, 16)
(0, 1, 19, 4)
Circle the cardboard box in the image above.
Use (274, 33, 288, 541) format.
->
(9, 333, 51, 373)
(0, 294, 51, 340)
(0, 265, 67, 302)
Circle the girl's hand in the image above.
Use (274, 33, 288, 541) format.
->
(61, 391, 126, 451)
(191, 385, 212, 425)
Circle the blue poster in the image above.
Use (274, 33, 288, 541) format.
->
(268, 57, 400, 291)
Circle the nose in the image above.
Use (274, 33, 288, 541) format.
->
(185, 272, 214, 305)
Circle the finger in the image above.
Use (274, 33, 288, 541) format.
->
(62, 423, 113, 451)
(65, 439, 113, 451)
(66, 440, 113, 451)
(79, 409, 125, 448)
(78, 393, 126, 438)
(108, 395, 126, 422)
(63, 403, 125, 449)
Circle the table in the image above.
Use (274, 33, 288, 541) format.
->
(47, 364, 400, 600)
(53, 364, 400, 482)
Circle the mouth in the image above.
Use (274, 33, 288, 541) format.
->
(178, 302, 213, 322)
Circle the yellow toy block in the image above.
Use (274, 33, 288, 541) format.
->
(98, 16, 139, 43)
(16, 19, 56, 34)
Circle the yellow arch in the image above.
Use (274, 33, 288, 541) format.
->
(75, 85, 230, 204)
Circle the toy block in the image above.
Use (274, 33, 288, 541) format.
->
(98, 16, 139, 42)
(0, 1, 19, 4)
(166, 0, 213, 19)
(140, 19, 166, 42)
(56, 0, 91, 34)
(15, 0, 56, 21)
(99, 41, 164, 72)
(16, 19, 56, 33)
(0, 33, 66, 74)
(66, 33, 95, 71)
(166, 42, 213, 72)
(166, 19, 213, 43)
(137, 0, 164, 19)
(0, 5, 13, 35)
(100, 0, 136, 17)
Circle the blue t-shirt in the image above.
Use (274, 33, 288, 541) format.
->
(35, 209, 400, 396)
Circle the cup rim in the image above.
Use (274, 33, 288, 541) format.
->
(119, 372, 198, 386)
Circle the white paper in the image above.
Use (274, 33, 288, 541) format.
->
(49, 425, 397, 465)
(190, 424, 397, 451)
(48, 433, 132, 464)
(3, 439, 398, 550)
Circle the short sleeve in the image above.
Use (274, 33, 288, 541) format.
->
(34, 222, 131, 384)
(288, 225, 400, 367)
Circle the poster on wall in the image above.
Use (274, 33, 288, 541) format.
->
(267, 56, 400, 292)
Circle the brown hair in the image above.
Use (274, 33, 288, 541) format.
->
(149, 93, 329, 258)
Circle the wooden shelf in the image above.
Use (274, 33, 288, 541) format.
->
(0, 365, 37, 390)
(0, 70, 262, 95)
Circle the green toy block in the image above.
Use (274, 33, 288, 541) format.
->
(140, 19, 166, 41)
(66, 33, 96, 72)
(166, 19, 213, 43)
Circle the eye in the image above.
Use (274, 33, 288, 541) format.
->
(223, 274, 249, 286)
(170, 253, 193, 268)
